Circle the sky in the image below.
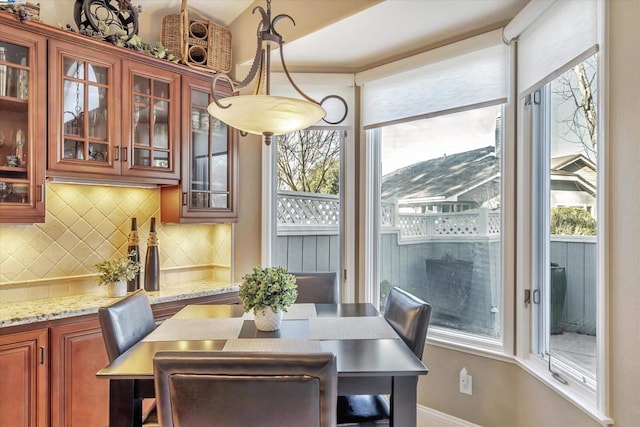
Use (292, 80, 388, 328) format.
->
(381, 105, 501, 175)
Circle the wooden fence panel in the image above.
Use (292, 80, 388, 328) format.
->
(316, 236, 331, 271)
(302, 235, 317, 271)
(277, 230, 594, 337)
(286, 236, 303, 272)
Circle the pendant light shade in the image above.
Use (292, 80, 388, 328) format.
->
(207, 0, 347, 145)
(207, 95, 326, 138)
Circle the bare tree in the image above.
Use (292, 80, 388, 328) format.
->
(553, 56, 597, 161)
(277, 129, 341, 194)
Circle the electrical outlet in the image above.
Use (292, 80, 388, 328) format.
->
(459, 367, 473, 395)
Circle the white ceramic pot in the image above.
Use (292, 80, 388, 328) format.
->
(253, 307, 283, 331)
(106, 280, 127, 298)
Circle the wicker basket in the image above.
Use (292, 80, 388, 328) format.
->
(160, 0, 232, 74)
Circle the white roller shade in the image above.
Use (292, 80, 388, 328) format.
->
(270, 73, 355, 127)
(516, 0, 598, 96)
(357, 30, 508, 129)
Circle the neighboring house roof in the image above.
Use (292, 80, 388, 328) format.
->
(381, 146, 499, 202)
(380, 148, 596, 205)
(550, 154, 597, 195)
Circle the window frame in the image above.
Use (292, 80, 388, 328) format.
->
(262, 126, 356, 303)
(363, 98, 516, 356)
(515, 48, 611, 424)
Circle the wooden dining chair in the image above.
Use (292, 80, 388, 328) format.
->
(153, 351, 338, 427)
(337, 286, 432, 426)
(292, 271, 339, 303)
(98, 289, 158, 427)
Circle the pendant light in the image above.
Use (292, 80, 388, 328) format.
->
(207, 0, 348, 145)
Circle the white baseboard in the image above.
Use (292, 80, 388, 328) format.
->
(417, 404, 482, 427)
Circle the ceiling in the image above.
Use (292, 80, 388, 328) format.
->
(137, 0, 528, 72)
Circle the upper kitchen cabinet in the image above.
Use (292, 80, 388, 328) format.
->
(47, 40, 121, 178)
(0, 24, 46, 223)
(47, 38, 180, 185)
(121, 60, 180, 181)
(161, 74, 238, 223)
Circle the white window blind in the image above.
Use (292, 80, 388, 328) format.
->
(356, 29, 508, 129)
(515, 0, 598, 96)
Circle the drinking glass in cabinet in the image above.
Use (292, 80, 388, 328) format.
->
(0, 42, 28, 99)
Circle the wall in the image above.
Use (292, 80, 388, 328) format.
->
(0, 1, 239, 302)
(420, 1, 640, 426)
(0, 184, 232, 302)
(232, 133, 262, 281)
(605, 0, 640, 424)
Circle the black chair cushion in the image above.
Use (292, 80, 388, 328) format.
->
(292, 272, 339, 304)
(337, 395, 390, 423)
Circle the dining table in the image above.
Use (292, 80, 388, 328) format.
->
(96, 302, 429, 427)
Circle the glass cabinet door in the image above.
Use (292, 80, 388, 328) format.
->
(48, 40, 120, 177)
(0, 28, 46, 222)
(190, 87, 231, 210)
(61, 57, 110, 164)
(131, 75, 171, 169)
(0, 41, 30, 202)
(123, 61, 179, 181)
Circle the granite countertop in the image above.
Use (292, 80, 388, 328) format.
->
(0, 281, 240, 328)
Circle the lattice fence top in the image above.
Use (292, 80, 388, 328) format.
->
(277, 191, 339, 225)
(277, 192, 500, 239)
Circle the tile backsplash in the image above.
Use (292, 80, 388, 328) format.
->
(0, 183, 231, 299)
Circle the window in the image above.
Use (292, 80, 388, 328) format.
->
(531, 54, 598, 388)
(273, 128, 345, 286)
(374, 105, 504, 340)
(359, 29, 510, 350)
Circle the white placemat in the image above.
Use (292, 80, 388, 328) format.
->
(242, 303, 317, 320)
(308, 316, 399, 340)
(222, 338, 323, 353)
(142, 318, 243, 341)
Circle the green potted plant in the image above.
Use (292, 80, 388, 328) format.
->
(94, 251, 141, 298)
(239, 266, 298, 331)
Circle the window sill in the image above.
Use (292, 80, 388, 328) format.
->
(427, 328, 513, 364)
(516, 355, 613, 426)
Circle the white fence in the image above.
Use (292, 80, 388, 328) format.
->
(277, 192, 500, 240)
(276, 191, 595, 336)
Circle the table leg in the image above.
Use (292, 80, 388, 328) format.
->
(109, 379, 140, 427)
(390, 375, 418, 427)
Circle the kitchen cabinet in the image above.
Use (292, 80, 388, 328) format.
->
(0, 290, 239, 427)
(0, 328, 48, 427)
(47, 39, 180, 184)
(121, 60, 180, 181)
(50, 319, 110, 427)
(1, 15, 240, 222)
(0, 25, 46, 223)
(161, 74, 238, 223)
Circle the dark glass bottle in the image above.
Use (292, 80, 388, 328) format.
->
(126, 217, 140, 292)
(144, 217, 160, 291)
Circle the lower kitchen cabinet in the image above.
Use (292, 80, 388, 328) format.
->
(0, 291, 239, 427)
(50, 319, 110, 427)
(0, 328, 49, 427)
